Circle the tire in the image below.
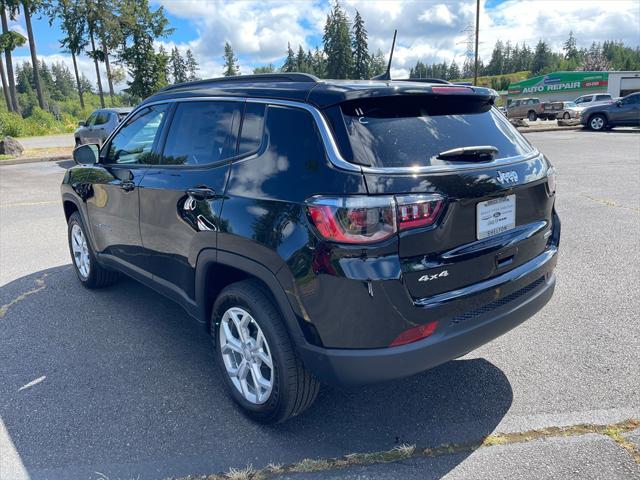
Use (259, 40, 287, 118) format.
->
(563, 112, 570, 120)
(588, 114, 607, 131)
(67, 211, 119, 288)
(527, 111, 537, 122)
(74, 137, 81, 147)
(211, 279, 320, 424)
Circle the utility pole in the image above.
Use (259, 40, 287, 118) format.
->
(474, 0, 480, 85)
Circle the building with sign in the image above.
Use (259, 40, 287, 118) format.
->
(507, 71, 640, 102)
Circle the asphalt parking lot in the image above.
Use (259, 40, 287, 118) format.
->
(1, 129, 639, 479)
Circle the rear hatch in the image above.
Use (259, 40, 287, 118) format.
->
(327, 88, 555, 301)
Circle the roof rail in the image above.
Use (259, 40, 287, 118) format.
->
(400, 78, 452, 85)
(159, 73, 319, 92)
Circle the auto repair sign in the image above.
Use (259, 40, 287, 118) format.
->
(508, 72, 609, 95)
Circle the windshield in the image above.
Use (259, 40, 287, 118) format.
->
(339, 96, 534, 168)
(565, 102, 577, 108)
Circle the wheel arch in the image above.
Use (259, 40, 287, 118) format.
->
(195, 249, 311, 349)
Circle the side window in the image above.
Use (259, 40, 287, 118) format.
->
(105, 104, 168, 165)
(160, 101, 241, 166)
(94, 112, 109, 126)
(238, 103, 266, 155)
(595, 94, 610, 101)
(85, 112, 98, 126)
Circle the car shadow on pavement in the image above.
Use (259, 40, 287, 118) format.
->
(1, 266, 513, 480)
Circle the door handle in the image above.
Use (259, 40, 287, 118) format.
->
(121, 180, 135, 192)
(186, 186, 216, 200)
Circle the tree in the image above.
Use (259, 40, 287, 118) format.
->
(185, 49, 199, 80)
(448, 60, 461, 80)
(170, 46, 187, 83)
(45, 0, 87, 108)
(563, 31, 578, 61)
(369, 48, 386, 77)
(93, 0, 120, 105)
(281, 42, 295, 72)
(157, 44, 170, 84)
(0, 1, 23, 112)
(295, 44, 311, 73)
(487, 40, 505, 75)
(351, 9, 369, 79)
(530, 39, 552, 75)
(323, 2, 352, 79)
(20, 0, 46, 109)
(0, 50, 9, 109)
(580, 42, 611, 71)
(117, 0, 173, 100)
(311, 46, 326, 77)
(222, 41, 238, 76)
(253, 64, 275, 74)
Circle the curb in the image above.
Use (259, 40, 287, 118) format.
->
(517, 126, 582, 133)
(0, 154, 71, 166)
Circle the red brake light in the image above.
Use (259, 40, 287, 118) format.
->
(307, 194, 444, 244)
(307, 196, 396, 244)
(389, 321, 438, 347)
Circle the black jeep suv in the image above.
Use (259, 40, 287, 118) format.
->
(62, 73, 560, 423)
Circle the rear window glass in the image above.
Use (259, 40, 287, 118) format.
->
(239, 103, 266, 155)
(339, 96, 534, 168)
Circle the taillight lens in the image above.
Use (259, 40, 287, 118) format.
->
(307, 194, 444, 244)
(307, 196, 396, 244)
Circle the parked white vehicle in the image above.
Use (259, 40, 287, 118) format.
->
(574, 93, 613, 107)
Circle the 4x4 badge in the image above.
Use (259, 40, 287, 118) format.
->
(496, 170, 519, 184)
(418, 270, 449, 282)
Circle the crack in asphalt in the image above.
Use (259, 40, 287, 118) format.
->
(581, 193, 640, 214)
(0, 273, 48, 318)
(175, 418, 640, 480)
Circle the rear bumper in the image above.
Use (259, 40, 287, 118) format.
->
(298, 248, 557, 387)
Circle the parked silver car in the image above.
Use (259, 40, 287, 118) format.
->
(74, 108, 132, 147)
(543, 101, 584, 120)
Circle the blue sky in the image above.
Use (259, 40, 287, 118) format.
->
(8, 0, 640, 88)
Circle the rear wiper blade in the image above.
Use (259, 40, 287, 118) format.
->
(437, 145, 498, 161)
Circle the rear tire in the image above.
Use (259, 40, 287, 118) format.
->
(528, 111, 537, 122)
(588, 114, 607, 131)
(211, 279, 320, 424)
(67, 212, 119, 288)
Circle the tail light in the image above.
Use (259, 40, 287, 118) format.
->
(306, 194, 444, 244)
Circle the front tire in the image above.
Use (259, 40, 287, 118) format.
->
(67, 212, 119, 288)
(212, 280, 320, 424)
(563, 112, 570, 120)
(589, 114, 607, 131)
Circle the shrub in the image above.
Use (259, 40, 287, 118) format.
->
(0, 111, 26, 137)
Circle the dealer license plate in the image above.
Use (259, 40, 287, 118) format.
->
(476, 195, 516, 240)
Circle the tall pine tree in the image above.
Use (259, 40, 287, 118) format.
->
(323, 2, 352, 79)
(351, 9, 369, 79)
(222, 41, 238, 76)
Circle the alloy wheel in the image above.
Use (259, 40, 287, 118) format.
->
(590, 116, 604, 130)
(219, 307, 274, 404)
(71, 224, 90, 278)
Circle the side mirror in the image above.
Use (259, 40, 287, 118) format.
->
(78, 121, 85, 127)
(73, 144, 99, 165)
(616, 100, 622, 107)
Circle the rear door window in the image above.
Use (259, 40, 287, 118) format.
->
(238, 103, 266, 155)
(338, 96, 534, 168)
(160, 101, 241, 166)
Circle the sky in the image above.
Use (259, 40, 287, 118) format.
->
(7, 0, 640, 90)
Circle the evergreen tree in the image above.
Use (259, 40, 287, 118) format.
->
(118, 0, 173, 100)
(369, 48, 386, 77)
(1, 1, 25, 113)
(323, 2, 353, 79)
(51, 61, 75, 100)
(296, 45, 309, 72)
(253, 64, 275, 74)
(351, 9, 369, 79)
(448, 60, 461, 80)
(157, 45, 170, 84)
(185, 49, 199, 80)
(281, 42, 296, 72)
(222, 41, 239, 76)
(530, 40, 551, 75)
(311, 46, 326, 77)
(563, 31, 578, 61)
(487, 40, 505, 75)
(170, 46, 187, 83)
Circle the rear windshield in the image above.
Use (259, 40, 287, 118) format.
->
(339, 96, 534, 168)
